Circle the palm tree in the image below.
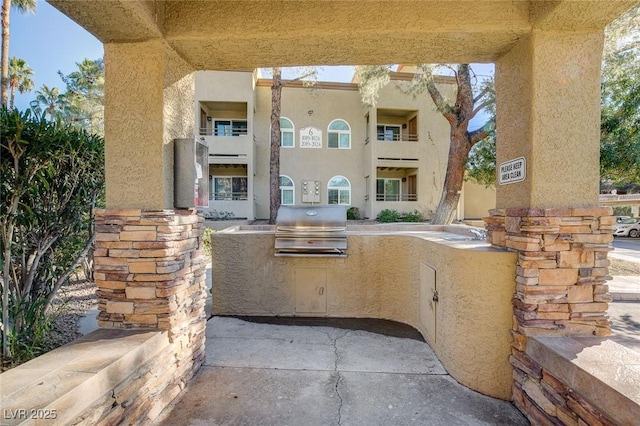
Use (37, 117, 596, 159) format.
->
(33, 84, 66, 121)
(1, 0, 37, 107)
(60, 58, 104, 134)
(8, 56, 33, 108)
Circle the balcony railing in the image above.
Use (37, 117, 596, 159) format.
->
(210, 192, 248, 201)
(200, 127, 248, 137)
(599, 193, 640, 202)
(376, 193, 418, 201)
(376, 133, 419, 142)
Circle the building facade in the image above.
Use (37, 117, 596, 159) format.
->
(195, 70, 495, 221)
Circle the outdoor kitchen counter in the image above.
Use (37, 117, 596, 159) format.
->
(212, 225, 517, 400)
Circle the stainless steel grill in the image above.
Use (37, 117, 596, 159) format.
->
(274, 205, 347, 257)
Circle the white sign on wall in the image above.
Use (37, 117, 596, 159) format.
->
(498, 157, 526, 185)
(300, 126, 322, 148)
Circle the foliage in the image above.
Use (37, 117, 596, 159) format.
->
(202, 228, 215, 257)
(58, 58, 105, 135)
(28, 59, 105, 136)
(376, 209, 401, 223)
(354, 65, 392, 107)
(0, 108, 104, 364)
(465, 132, 497, 187)
(30, 84, 66, 121)
(376, 209, 425, 223)
(402, 209, 426, 222)
(8, 57, 34, 109)
(202, 210, 235, 220)
(346, 207, 361, 220)
(600, 4, 640, 187)
(612, 206, 632, 217)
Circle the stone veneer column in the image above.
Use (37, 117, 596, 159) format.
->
(489, 28, 619, 423)
(484, 207, 616, 423)
(485, 207, 615, 337)
(94, 208, 207, 370)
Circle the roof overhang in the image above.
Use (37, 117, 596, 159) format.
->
(48, 0, 638, 69)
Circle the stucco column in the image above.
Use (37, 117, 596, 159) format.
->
(95, 40, 207, 396)
(495, 30, 604, 209)
(104, 39, 195, 209)
(485, 31, 616, 423)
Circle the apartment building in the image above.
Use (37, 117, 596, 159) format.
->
(195, 69, 495, 221)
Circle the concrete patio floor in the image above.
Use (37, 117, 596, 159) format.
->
(156, 316, 529, 426)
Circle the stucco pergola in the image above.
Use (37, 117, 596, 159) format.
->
(47, 0, 639, 422)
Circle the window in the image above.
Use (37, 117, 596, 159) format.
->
(376, 178, 401, 201)
(280, 117, 294, 147)
(279, 175, 294, 205)
(328, 119, 351, 149)
(328, 176, 351, 205)
(210, 176, 248, 200)
(214, 120, 247, 136)
(377, 125, 401, 141)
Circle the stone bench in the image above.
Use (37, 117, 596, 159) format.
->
(519, 335, 640, 425)
(0, 329, 184, 425)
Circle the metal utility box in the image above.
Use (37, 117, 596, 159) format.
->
(302, 180, 320, 203)
(174, 138, 209, 208)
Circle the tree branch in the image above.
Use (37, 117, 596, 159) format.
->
(425, 79, 455, 123)
(473, 84, 492, 104)
(45, 232, 94, 310)
(468, 119, 495, 145)
(471, 98, 494, 119)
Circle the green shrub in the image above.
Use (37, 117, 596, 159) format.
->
(376, 209, 401, 223)
(202, 228, 215, 257)
(1, 108, 104, 365)
(613, 206, 632, 217)
(402, 210, 425, 222)
(376, 209, 426, 223)
(347, 207, 361, 220)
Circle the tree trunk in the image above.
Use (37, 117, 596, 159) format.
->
(0, 0, 10, 107)
(431, 129, 472, 225)
(428, 64, 491, 225)
(269, 68, 282, 225)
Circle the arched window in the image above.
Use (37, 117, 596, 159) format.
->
(327, 175, 351, 205)
(280, 117, 294, 147)
(327, 119, 351, 149)
(279, 175, 295, 205)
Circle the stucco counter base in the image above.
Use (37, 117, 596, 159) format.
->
(211, 226, 517, 400)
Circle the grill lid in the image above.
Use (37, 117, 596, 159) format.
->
(275, 205, 347, 230)
(275, 205, 347, 257)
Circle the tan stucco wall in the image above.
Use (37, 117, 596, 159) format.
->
(495, 30, 603, 209)
(105, 40, 194, 209)
(253, 84, 367, 218)
(462, 181, 496, 219)
(212, 229, 517, 399)
(246, 77, 454, 219)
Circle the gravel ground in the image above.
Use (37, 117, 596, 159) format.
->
(44, 279, 98, 351)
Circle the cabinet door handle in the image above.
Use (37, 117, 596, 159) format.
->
(319, 287, 325, 295)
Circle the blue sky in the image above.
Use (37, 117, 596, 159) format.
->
(11, 0, 103, 111)
(11, 0, 493, 128)
(10, 1, 356, 111)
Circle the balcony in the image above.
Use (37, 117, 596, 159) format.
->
(376, 193, 418, 202)
(376, 132, 419, 142)
(199, 126, 248, 137)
